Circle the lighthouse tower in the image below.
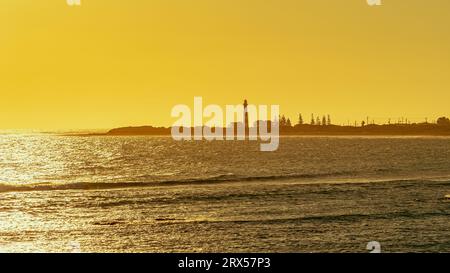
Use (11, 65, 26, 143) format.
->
(244, 99, 249, 139)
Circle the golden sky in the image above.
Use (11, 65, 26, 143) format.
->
(1, 0, 450, 130)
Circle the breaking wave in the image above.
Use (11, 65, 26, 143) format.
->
(1, 171, 449, 193)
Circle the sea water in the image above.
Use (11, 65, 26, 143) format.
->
(0, 135, 449, 252)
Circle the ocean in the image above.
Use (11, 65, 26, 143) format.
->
(0, 135, 449, 252)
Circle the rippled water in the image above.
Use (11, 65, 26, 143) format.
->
(0, 135, 449, 252)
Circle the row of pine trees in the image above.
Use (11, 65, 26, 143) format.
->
(279, 114, 332, 127)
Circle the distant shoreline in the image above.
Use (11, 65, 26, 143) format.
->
(63, 123, 450, 137)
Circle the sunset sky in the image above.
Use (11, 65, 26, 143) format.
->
(1, 0, 450, 130)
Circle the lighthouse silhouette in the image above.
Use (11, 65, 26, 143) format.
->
(244, 99, 249, 139)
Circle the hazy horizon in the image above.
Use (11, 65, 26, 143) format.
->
(1, 113, 447, 132)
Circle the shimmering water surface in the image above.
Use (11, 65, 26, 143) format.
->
(0, 135, 449, 252)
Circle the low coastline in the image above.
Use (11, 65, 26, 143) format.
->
(64, 123, 450, 137)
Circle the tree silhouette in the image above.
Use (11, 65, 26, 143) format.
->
(316, 116, 321, 126)
(327, 115, 331, 125)
(311, 114, 315, 125)
(437, 117, 450, 126)
(280, 115, 287, 127)
(322, 116, 326, 126)
(287, 118, 292, 127)
(298, 114, 303, 125)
